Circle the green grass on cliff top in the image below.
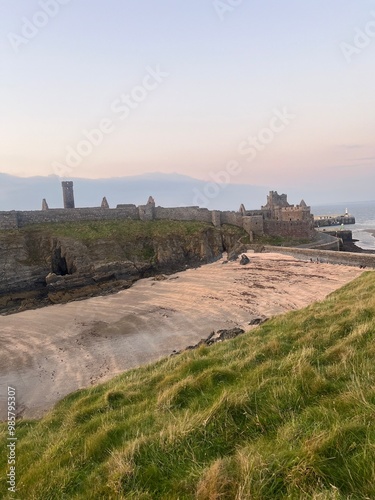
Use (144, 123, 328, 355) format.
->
(16, 219, 245, 242)
(1, 272, 375, 499)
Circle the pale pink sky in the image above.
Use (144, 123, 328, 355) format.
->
(1, 0, 374, 196)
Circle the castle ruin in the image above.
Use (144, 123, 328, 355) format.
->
(0, 182, 315, 240)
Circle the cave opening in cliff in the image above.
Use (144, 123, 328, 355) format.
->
(51, 247, 70, 276)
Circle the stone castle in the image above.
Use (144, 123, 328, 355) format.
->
(0, 182, 315, 240)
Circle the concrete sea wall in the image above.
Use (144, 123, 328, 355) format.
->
(263, 246, 375, 268)
(297, 231, 340, 251)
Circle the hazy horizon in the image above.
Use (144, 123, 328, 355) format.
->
(1, 171, 375, 213)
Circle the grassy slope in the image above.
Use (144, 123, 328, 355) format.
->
(15, 220, 246, 244)
(1, 272, 375, 499)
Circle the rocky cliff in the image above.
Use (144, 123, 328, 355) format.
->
(0, 220, 247, 314)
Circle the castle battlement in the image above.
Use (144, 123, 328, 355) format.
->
(282, 205, 310, 211)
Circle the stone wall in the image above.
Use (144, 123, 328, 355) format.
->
(220, 211, 243, 228)
(0, 206, 215, 230)
(115, 204, 139, 217)
(153, 206, 212, 223)
(242, 215, 264, 236)
(211, 211, 222, 227)
(0, 203, 315, 244)
(263, 246, 375, 268)
(263, 220, 314, 239)
(0, 212, 19, 229)
(278, 207, 312, 222)
(7, 207, 140, 228)
(139, 204, 154, 221)
(245, 210, 264, 217)
(297, 231, 340, 251)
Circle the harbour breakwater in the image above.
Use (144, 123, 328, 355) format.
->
(314, 213, 355, 227)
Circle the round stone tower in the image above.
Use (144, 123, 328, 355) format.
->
(62, 181, 75, 209)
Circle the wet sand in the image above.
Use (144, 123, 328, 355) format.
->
(0, 253, 364, 420)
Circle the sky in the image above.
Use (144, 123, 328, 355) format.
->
(1, 0, 375, 202)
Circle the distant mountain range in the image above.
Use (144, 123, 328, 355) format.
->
(2, 172, 362, 213)
(0, 172, 270, 212)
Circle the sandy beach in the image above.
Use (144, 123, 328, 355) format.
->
(0, 252, 364, 420)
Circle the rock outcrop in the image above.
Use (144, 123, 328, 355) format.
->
(0, 223, 246, 314)
(171, 327, 246, 355)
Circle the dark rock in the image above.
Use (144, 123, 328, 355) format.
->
(239, 254, 250, 265)
(205, 331, 215, 342)
(248, 317, 268, 326)
(45, 272, 63, 285)
(152, 274, 168, 281)
(173, 328, 245, 355)
(217, 328, 245, 340)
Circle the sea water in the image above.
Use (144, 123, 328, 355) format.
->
(312, 201, 375, 250)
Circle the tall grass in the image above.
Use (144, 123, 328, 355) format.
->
(1, 272, 375, 499)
